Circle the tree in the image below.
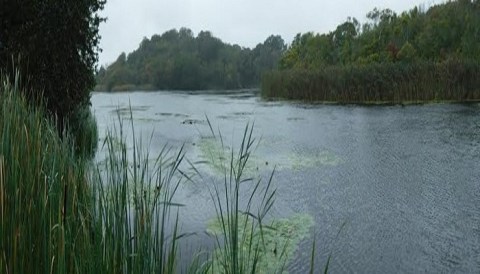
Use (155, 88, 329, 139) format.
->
(397, 41, 417, 62)
(96, 28, 286, 91)
(0, 0, 106, 125)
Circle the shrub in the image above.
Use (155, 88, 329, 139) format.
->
(67, 104, 99, 159)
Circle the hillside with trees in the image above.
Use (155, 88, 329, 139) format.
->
(96, 28, 286, 91)
(262, 0, 480, 103)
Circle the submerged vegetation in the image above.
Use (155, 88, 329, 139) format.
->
(0, 76, 314, 273)
(197, 133, 343, 175)
(262, 0, 480, 103)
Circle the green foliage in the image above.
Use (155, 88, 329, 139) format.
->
(397, 41, 417, 62)
(88, 119, 186, 274)
(1, 75, 312, 273)
(200, 123, 287, 273)
(0, 73, 91, 273)
(96, 29, 286, 91)
(67, 105, 99, 159)
(279, 0, 480, 69)
(0, 0, 105, 123)
(207, 214, 314, 273)
(265, 0, 480, 103)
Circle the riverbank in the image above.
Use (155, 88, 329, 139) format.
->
(261, 60, 480, 104)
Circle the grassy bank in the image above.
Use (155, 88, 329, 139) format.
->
(261, 59, 480, 104)
(0, 75, 312, 273)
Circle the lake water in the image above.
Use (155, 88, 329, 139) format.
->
(92, 90, 480, 273)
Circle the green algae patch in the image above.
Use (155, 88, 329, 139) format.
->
(197, 135, 343, 175)
(207, 213, 314, 273)
(196, 137, 230, 175)
(196, 137, 262, 177)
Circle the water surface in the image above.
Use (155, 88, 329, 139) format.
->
(92, 90, 480, 273)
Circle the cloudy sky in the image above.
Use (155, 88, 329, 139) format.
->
(98, 0, 443, 66)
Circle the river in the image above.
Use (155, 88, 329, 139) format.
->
(92, 90, 480, 273)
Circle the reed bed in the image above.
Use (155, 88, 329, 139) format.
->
(0, 73, 91, 273)
(0, 73, 306, 273)
(199, 121, 283, 273)
(261, 59, 480, 104)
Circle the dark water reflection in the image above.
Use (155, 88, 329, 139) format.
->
(92, 91, 480, 273)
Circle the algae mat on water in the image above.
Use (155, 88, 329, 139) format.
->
(196, 137, 343, 176)
(196, 136, 261, 176)
(207, 214, 314, 273)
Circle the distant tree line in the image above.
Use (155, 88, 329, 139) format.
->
(96, 28, 286, 91)
(278, 0, 480, 68)
(262, 0, 480, 102)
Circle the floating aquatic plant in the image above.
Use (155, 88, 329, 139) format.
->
(207, 214, 314, 273)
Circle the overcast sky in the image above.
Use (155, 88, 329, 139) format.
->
(98, 0, 443, 66)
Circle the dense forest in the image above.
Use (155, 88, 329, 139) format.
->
(96, 28, 286, 91)
(279, 0, 480, 68)
(98, 0, 480, 100)
(262, 0, 480, 102)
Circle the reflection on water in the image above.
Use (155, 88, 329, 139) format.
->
(92, 91, 480, 273)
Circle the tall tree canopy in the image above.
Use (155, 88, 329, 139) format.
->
(96, 28, 286, 91)
(279, 0, 480, 70)
(262, 0, 480, 103)
(0, 0, 105, 123)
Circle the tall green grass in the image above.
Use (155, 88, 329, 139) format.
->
(262, 59, 480, 103)
(0, 72, 91, 273)
(1, 73, 307, 273)
(85, 115, 187, 273)
(0, 76, 188, 272)
(199, 121, 283, 273)
(67, 104, 98, 159)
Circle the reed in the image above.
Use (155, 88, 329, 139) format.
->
(0, 72, 90, 273)
(84, 114, 187, 273)
(200, 121, 282, 273)
(67, 104, 98, 159)
(0, 74, 186, 273)
(0, 73, 306, 273)
(261, 59, 480, 104)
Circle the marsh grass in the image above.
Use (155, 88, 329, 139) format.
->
(194, 119, 300, 274)
(0, 72, 91, 273)
(0, 74, 186, 273)
(87, 116, 188, 273)
(262, 59, 480, 103)
(210, 126, 279, 273)
(67, 104, 98, 159)
(1, 73, 314, 273)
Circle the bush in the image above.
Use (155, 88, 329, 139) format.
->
(0, 0, 105, 125)
(67, 105, 98, 159)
